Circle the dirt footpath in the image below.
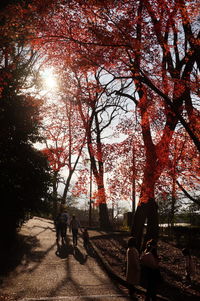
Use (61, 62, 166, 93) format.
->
(0, 217, 130, 301)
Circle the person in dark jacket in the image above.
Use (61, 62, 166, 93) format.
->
(55, 209, 69, 245)
(69, 215, 81, 246)
(140, 239, 161, 301)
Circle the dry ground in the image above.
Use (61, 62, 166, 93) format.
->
(1, 223, 199, 301)
(91, 233, 200, 301)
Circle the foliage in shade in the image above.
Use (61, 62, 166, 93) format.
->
(1, 0, 199, 242)
(0, 87, 51, 243)
(0, 33, 51, 245)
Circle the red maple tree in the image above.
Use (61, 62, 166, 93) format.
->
(4, 0, 199, 244)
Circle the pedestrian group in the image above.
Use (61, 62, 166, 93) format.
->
(126, 236, 195, 301)
(55, 208, 86, 248)
(55, 209, 195, 301)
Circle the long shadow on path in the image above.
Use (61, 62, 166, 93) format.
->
(0, 221, 56, 278)
(0, 234, 40, 277)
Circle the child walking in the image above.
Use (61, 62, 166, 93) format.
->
(82, 227, 89, 249)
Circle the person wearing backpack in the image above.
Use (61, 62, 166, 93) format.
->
(55, 209, 69, 245)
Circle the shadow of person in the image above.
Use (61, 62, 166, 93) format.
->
(62, 234, 70, 246)
(83, 242, 96, 258)
(55, 236, 73, 259)
(73, 246, 88, 264)
(56, 244, 67, 258)
(0, 234, 40, 276)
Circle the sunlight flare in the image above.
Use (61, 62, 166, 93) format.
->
(41, 68, 58, 91)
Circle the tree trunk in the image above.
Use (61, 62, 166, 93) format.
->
(87, 112, 111, 230)
(170, 177, 176, 228)
(132, 140, 136, 215)
(61, 172, 72, 204)
(131, 199, 159, 251)
(145, 199, 159, 246)
(99, 203, 111, 230)
(94, 169, 112, 230)
(52, 171, 58, 218)
(131, 203, 147, 251)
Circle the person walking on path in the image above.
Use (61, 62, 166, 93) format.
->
(69, 215, 81, 246)
(82, 227, 90, 249)
(140, 239, 161, 301)
(62, 209, 70, 235)
(55, 209, 69, 245)
(126, 237, 141, 299)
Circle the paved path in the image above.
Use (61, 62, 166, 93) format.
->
(0, 217, 131, 301)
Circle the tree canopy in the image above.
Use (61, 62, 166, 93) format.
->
(1, 0, 199, 245)
(0, 23, 51, 243)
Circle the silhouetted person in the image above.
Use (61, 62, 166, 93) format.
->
(126, 237, 140, 299)
(62, 210, 69, 235)
(82, 227, 89, 248)
(55, 209, 69, 245)
(182, 247, 195, 284)
(140, 239, 160, 301)
(70, 215, 81, 246)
